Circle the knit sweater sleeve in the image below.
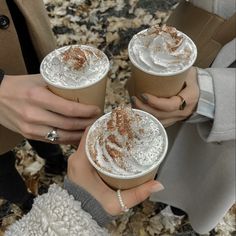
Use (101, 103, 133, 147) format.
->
(5, 184, 109, 236)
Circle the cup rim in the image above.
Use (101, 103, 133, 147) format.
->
(128, 27, 197, 77)
(40, 44, 110, 90)
(85, 108, 168, 180)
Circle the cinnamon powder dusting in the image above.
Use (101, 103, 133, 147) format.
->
(109, 106, 134, 140)
(107, 134, 122, 148)
(62, 47, 87, 70)
(88, 106, 166, 175)
(148, 25, 184, 52)
(105, 144, 122, 159)
(161, 25, 183, 52)
(104, 107, 136, 161)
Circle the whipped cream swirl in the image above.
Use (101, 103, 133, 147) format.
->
(40, 45, 109, 88)
(87, 107, 167, 176)
(128, 25, 197, 75)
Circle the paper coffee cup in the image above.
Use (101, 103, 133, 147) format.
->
(128, 25, 197, 98)
(85, 107, 168, 190)
(40, 45, 110, 111)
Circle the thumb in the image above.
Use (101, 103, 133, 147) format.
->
(120, 180, 164, 210)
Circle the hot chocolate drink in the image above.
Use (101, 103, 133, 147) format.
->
(128, 25, 197, 98)
(40, 45, 110, 110)
(86, 106, 168, 189)
(128, 25, 197, 76)
(41, 45, 109, 88)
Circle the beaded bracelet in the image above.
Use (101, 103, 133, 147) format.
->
(0, 69, 5, 86)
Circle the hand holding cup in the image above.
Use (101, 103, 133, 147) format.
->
(67, 128, 164, 216)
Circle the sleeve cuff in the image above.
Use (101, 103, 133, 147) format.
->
(195, 68, 215, 119)
(187, 68, 215, 123)
(64, 176, 116, 227)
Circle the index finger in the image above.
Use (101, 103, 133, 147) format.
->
(143, 93, 183, 112)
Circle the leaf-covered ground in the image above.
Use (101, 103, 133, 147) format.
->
(0, 0, 235, 235)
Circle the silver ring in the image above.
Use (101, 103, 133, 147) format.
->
(45, 128, 59, 142)
(116, 189, 129, 213)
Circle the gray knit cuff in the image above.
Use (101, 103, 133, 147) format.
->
(64, 176, 116, 227)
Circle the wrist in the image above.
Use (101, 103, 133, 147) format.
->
(64, 176, 116, 227)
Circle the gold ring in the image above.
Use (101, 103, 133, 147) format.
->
(177, 95, 187, 110)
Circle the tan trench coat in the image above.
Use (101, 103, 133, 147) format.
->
(0, 0, 56, 154)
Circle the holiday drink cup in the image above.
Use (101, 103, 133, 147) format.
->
(85, 107, 168, 190)
(40, 45, 110, 111)
(128, 25, 197, 98)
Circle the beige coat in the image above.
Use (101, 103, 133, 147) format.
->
(0, 0, 56, 154)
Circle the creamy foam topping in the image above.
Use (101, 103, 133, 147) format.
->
(40, 45, 109, 88)
(87, 107, 166, 176)
(128, 25, 197, 75)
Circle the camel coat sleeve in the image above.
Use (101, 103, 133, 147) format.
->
(0, 0, 57, 154)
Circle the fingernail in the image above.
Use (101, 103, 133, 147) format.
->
(181, 81, 187, 90)
(140, 94, 148, 103)
(150, 182, 164, 193)
(130, 96, 136, 106)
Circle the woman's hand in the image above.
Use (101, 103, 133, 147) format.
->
(0, 74, 101, 144)
(67, 129, 164, 216)
(131, 67, 200, 127)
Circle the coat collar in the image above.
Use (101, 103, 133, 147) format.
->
(13, 0, 57, 61)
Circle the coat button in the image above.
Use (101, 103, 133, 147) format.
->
(0, 15, 10, 29)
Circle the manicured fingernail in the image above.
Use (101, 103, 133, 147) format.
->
(130, 96, 136, 106)
(181, 81, 187, 90)
(140, 94, 148, 103)
(150, 182, 164, 193)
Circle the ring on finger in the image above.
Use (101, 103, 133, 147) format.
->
(177, 95, 187, 110)
(45, 127, 59, 142)
(116, 189, 129, 213)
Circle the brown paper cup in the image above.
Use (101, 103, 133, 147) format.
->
(46, 75, 108, 111)
(130, 63, 189, 98)
(40, 45, 110, 112)
(85, 109, 168, 190)
(127, 27, 197, 98)
(97, 166, 159, 190)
